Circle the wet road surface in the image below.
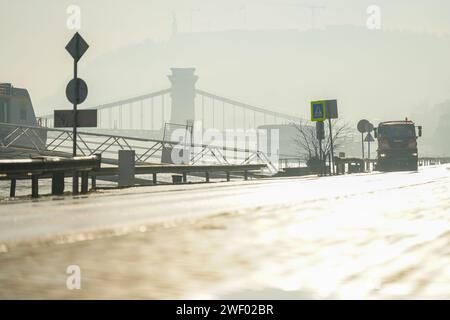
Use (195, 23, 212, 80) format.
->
(0, 165, 449, 299)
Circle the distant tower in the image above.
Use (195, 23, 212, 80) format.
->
(171, 12, 178, 37)
(305, 5, 325, 29)
(168, 68, 198, 125)
(240, 4, 247, 28)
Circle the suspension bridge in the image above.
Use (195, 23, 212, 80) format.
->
(39, 68, 302, 132)
(1, 68, 304, 172)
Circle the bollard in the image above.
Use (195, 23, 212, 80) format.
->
(31, 175, 39, 198)
(226, 171, 230, 182)
(118, 150, 135, 188)
(72, 171, 79, 194)
(52, 172, 65, 195)
(91, 175, 96, 190)
(322, 151, 326, 176)
(205, 172, 210, 183)
(172, 175, 183, 184)
(328, 153, 332, 175)
(182, 172, 187, 183)
(81, 171, 89, 194)
(244, 170, 248, 180)
(10, 179, 16, 197)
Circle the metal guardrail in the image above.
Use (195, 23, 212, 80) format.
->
(418, 157, 450, 165)
(333, 156, 448, 175)
(334, 157, 375, 174)
(93, 163, 266, 184)
(0, 155, 101, 198)
(3, 163, 266, 180)
(1, 157, 266, 198)
(99, 163, 266, 175)
(0, 155, 101, 177)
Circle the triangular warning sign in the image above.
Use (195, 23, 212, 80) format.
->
(364, 132, 375, 142)
(314, 107, 323, 118)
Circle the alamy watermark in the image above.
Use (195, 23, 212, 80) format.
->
(366, 5, 381, 30)
(168, 121, 280, 171)
(66, 265, 81, 290)
(67, 5, 81, 30)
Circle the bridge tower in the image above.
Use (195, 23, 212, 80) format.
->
(168, 68, 198, 125)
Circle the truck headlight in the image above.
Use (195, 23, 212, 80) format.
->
(380, 153, 386, 158)
(412, 153, 418, 156)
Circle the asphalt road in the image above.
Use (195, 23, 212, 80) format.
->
(0, 165, 449, 299)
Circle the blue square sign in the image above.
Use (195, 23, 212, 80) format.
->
(311, 101, 326, 121)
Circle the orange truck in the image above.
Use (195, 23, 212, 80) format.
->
(373, 119, 422, 171)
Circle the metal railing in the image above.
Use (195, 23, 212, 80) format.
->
(418, 157, 450, 166)
(0, 122, 278, 173)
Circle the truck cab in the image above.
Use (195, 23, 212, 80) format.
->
(373, 120, 422, 171)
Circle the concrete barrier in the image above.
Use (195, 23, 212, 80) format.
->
(118, 150, 135, 187)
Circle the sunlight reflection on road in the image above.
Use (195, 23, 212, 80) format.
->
(0, 166, 449, 299)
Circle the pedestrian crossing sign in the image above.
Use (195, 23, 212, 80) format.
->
(311, 100, 326, 122)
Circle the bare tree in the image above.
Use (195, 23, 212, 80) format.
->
(291, 119, 353, 163)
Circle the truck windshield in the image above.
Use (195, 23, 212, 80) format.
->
(379, 124, 416, 138)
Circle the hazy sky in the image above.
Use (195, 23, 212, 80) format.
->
(1, 0, 450, 113)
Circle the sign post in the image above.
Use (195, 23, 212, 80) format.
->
(361, 132, 364, 159)
(65, 32, 89, 193)
(316, 121, 325, 175)
(325, 100, 338, 175)
(357, 119, 374, 171)
(364, 132, 375, 160)
(357, 119, 371, 159)
(311, 100, 338, 176)
(311, 101, 326, 175)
